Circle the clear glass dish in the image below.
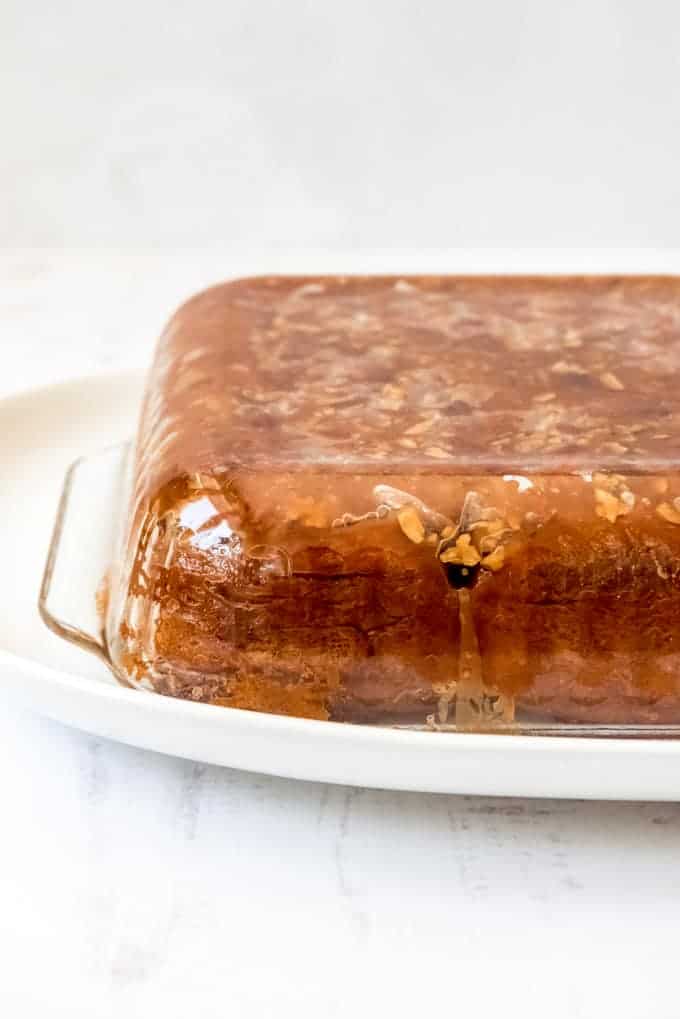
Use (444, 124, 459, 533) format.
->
(39, 274, 680, 736)
(39, 441, 680, 737)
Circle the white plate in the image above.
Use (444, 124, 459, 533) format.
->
(3, 373, 680, 800)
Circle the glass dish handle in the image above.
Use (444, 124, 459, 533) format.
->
(39, 444, 130, 667)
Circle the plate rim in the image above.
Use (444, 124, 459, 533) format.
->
(3, 636, 680, 763)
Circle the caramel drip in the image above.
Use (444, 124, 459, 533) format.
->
(453, 589, 484, 728)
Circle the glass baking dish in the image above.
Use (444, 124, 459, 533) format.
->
(39, 275, 680, 736)
(39, 440, 680, 738)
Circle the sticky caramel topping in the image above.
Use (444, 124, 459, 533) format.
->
(134, 276, 680, 510)
(106, 276, 680, 728)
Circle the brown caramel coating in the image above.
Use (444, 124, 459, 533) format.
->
(107, 276, 680, 726)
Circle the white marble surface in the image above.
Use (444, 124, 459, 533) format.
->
(2, 252, 680, 1018)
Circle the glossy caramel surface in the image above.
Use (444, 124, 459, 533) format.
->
(136, 275, 680, 487)
(107, 276, 680, 727)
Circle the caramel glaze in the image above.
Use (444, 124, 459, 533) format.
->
(107, 276, 680, 726)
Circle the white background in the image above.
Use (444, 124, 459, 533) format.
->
(3, 2, 680, 1015)
(3, 1, 680, 249)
